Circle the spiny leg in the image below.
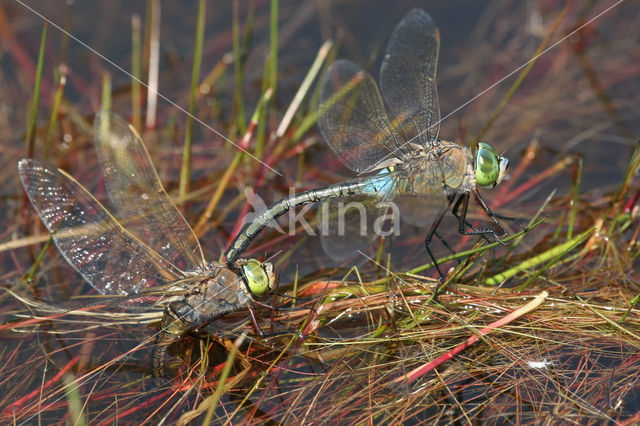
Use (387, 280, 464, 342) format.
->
(429, 195, 476, 266)
(247, 305, 266, 338)
(433, 229, 461, 264)
(424, 204, 451, 297)
(473, 189, 525, 231)
(250, 301, 310, 338)
(454, 193, 507, 243)
(452, 194, 498, 243)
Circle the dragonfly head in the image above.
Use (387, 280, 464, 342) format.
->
(240, 259, 275, 297)
(475, 143, 509, 188)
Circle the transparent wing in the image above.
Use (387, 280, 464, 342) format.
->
(319, 60, 409, 174)
(317, 169, 449, 260)
(380, 9, 441, 147)
(18, 159, 184, 301)
(318, 194, 396, 262)
(391, 194, 449, 228)
(316, 171, 397, 259)
(93, 111, 205, 273)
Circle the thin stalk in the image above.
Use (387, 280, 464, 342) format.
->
(497, 189, 556, 268)
(197, 54, 233, 105)
(26, 236, 53, 281)
(276, 40, 333, 138)
(295, 150, 305, 186)
(142, 0, 151, 74)
(145, 0, 161, 129)
(255, 55, 270, 159)
(621, 293, 640, 323)
(482, 227, 593, 287)
(26, 22, 47, 158)
(202, 334, 246, 425)
(101, 73, 111, 112)
(232, 0, 246, 133)
(131, 14, 142, 132)
(568, 155, 582, 240)
(606, 141, 640, 236)
(179, 0, 206, 198)
(291, 266, 299, 307)
(193, 88, 273, 235)
(44, 68, 67, 160)
(228, 332, 300, 420)
(269, 0, 278, 94)
(63, 375, 86, 426)
(575, 294, 640, 342)
(374, 237, 385, 269)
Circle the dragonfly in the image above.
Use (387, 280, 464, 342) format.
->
(225, 9, 520, 288)
(18, 112, 277, 371)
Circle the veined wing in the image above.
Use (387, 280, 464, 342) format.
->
(317, 171, 398, 260)
(18, 159, 185, 300)
(380, 9, 441, 149)
(319, 60, 407, 174)
(317, 168, 449, 259)
(318, 194, 397, 262)
(93, 111, 205, 274)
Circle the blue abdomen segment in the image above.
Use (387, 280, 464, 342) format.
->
(360, 169, 396, 199)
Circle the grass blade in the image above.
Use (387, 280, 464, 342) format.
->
(26, 22, 47, 158)
(131, 14, 142, 131)
(179, 0, 206, 198)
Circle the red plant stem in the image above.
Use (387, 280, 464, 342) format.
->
(3, 356, 80, 416)
(393, 291, 548, 384)
(502, 159, 571, 206)
(0, 6, 51, 96)
(623, 190, 640, 214)
(101, 389, 175, 426)
(494, 138, 538, 203)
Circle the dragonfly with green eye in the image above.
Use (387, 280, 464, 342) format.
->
(18, 112, 277, 373)
(225, 9, 521, 290)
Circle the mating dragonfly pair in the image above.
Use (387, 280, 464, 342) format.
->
(19, 10, 517, 346)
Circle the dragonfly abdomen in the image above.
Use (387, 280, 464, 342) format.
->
(225, 178, 378, 263)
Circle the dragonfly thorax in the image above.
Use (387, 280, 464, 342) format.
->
(169, 264, 253, 328)
(399, 140, 476, 197)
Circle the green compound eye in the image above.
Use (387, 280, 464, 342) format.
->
(242, 259, 271, 297)
(475, 143, 508, 187)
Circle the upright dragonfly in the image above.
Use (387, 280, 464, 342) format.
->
(225, 9, 521, 288)
(18, 112, 277, 373)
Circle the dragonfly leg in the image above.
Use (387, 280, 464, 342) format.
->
(455, 193, 506, 244)
(473, 189, 527, 235)
(474, 192, 526, 231)
(433, 229, 462, 265)
(424, 205, 450, 292)
(451, 194, 492, 244)
(249, 300, 311, 338)
(253, 298, 317, 315)
(247, 305, 266, 338)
